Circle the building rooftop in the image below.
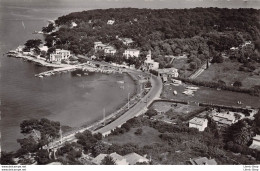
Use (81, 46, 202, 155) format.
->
(212, 112, 235, 121)
(189, 117, 207, 126)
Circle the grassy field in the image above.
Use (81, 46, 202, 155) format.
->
(105, 126, 163, 147)
(161, 83, 260, 108)
(197, 60, 260, 89)
(151, 102, 201, 114)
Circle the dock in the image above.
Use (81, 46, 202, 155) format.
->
(34, 63, 124, 78)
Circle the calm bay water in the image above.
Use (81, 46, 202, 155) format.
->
(1, 0, 259, 153)
(0, 5, 135, 152)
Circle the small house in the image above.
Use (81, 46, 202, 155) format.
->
(189, 117, 208, 131)
(107, 20, 115, 25)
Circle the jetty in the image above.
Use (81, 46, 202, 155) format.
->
(34, 63, 124, 78)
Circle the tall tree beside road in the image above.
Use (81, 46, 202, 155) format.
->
(20, 118, 61, 147)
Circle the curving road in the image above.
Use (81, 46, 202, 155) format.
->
(93, 74, 163, 136)
(48, 69, 163, 149)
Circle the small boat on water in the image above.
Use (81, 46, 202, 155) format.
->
(117, 80, 124, 84)
(38, 75, 43, 78)
(76, 74, 82, 77)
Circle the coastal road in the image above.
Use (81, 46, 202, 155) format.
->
(93, 74, 163, 136)
(48, 68, 162, 149)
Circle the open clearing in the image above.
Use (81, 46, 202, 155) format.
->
(161, 83, 260, 108)
(105, 126, 163, 146)
(196, 60, 260, 89)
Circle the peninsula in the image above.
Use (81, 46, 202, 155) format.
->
(2, 7, 260, 165)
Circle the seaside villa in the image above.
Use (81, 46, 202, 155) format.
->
(189, 117, 208, 131)
(144, 50, 159, 70)
(49, 49, 71, 62)
(123, 49, 140, 58)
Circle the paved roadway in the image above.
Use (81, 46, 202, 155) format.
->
(93, 74, 163, 136)
(48, 61, 163, 149)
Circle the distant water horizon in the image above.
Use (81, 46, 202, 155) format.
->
(1, 0, 260, 12)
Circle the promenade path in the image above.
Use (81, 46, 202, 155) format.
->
(48, 68, 163, 149)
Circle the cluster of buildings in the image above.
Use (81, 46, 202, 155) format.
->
(230, 40, 252, 51)
(188, 108, 249, 132)
(92, 152, 150, 165)
(158, 68, 179, 82)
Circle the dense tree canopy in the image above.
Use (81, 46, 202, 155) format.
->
(43, 8, 260, 69)
(20, 118, 61, 147)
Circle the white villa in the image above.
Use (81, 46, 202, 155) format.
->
(71, 21, 77, 28)
(94, 42, 117, 55)
(107, 20, 115, 25)
(123, 49, 140, 58)
(189, 117, 208, 131)
(49, 49, 71, 62)
(144, 50, 159, 70)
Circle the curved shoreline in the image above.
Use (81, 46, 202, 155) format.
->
(62, 71, 141, 136)
(6, 51, 141, 137)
